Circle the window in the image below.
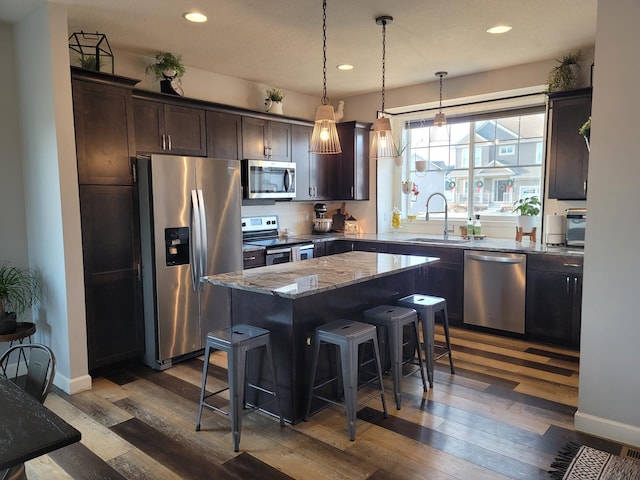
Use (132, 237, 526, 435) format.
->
(401, 109, 545, 221)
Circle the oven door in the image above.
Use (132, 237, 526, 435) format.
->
(244, 160, 296, 199)
(266, 247, 292, 265)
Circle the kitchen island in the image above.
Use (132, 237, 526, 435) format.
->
(202, 251, 439, 423)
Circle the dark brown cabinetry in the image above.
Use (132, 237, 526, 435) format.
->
(242, 116, 291, 161)
(292, 124, 335, 201)
(71, 68, 144, 371)
(386, 244, 464, 326)
(335, 121, 371, 200)
(133, 97, 207, 156)
(243, 248, 266, 269)
(547, 88, 592, 200)
(325, 239, 354, 255)
(526, 254, 582, 348)
(206, 110, 242, 159)
(355, 241, 389, 253)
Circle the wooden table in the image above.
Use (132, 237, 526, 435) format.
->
(202, 251, 439, 423)
(0, 377, 81, 470)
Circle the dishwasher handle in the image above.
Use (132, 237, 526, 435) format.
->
(466, 252, 526, 264)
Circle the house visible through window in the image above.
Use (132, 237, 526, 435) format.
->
(399, 108, 545, 221)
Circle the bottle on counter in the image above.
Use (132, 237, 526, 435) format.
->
(474, 215, 482, 236)
(467, 217, 474, 237)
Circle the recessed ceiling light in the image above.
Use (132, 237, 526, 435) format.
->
(487, 25, 512, 34)
(184, 12, 208, 23)
(337, 64, 354, 71)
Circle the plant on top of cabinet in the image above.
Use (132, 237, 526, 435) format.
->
(547, 50, 583, 92)
(146, 52, 186, 96)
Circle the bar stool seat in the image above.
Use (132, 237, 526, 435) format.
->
(305, 319, 388, 441)
(363, 305, 428, 409)
(195, 324, 284, 452)
(397, 294, 455, 388)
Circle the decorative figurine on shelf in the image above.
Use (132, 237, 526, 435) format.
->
(146, 52, 186, 96)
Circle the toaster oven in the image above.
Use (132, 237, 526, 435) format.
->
(565, 208, 586, 247)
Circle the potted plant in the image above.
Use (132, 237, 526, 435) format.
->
(512, 196, 541, 233)
(265, 86, 284, 114)
(547, 50, 583, 92)
(78, 54, 101, 71)
(394, 138, 407, 166)
(146, 52, 186, 95)
(579, 116, 591, 152)
(0, 262, 40, 334)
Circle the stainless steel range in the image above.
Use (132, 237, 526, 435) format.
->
(242, 215, 314, 265)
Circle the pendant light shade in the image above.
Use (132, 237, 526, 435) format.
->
(371, 15, 397, 160)
(434, 71, 448, 127)
(310, 0, 341, 154)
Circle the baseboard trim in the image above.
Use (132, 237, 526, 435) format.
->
(54, 373, 92, 395)
(574, 410, 640, 447)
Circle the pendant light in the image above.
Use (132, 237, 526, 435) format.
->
(371, 15, 397, 159)
(309, 0, 341, 154)
(434, 71, 448, 127)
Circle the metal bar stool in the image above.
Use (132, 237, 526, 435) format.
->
(397, 294, 455, 388)
(195, 324, 284, 452)
(363, 305, 428, 409)
(304, 319, 388, 441)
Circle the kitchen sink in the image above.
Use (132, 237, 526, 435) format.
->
(406, 237, 470, 244)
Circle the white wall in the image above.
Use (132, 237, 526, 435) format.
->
(0, 23, 29, 270)
(575, 0, 640, 446)
(14, 3, 91, 394)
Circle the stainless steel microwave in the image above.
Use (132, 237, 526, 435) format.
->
(242, 159, 296, 199)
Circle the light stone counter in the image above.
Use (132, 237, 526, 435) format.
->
(202, 251, 439, 299)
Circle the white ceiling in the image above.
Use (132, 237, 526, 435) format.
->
(1, 0, 597, 98)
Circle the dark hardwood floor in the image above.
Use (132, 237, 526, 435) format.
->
(27, 327, 625, 480)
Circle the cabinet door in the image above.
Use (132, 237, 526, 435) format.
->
(267, 120, 291, 161)
(133, 98, 165, 154)
(526, 269, 574, 344)
(335, 121, 371, 200)
(547, 90, 592, 200)
(292, 124, 313, 200)
(163, 104, 207, 156)
(325, 240, 354, 255)
(133, 99, 206, 156)
(242, 117, 268, 159)
(206, 111, 241, 159)
(72, 78, 136, 185)
(79, 185, 143, 370)
(355, 241, 389, 253)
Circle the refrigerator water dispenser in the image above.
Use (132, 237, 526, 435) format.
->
(165, 227, 189, 266)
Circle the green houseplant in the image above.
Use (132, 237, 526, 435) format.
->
(146, 52, 186, 80)
(512, 196, 541, 234)
(78, 54, 102, 71)
(394, 138, 408, 166)
(265, 86, 284, 102)
(0, 263, 40, 334)
(547, 50, 583, 92)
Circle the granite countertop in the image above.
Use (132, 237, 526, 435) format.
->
(299, 232, 584, 256)
(202, 251, 439, 299)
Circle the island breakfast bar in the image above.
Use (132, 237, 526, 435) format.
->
(201, 251, 439, 423)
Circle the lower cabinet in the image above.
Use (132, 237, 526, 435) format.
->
(79, 185, 144, 370)
(243, 248, 266, 269)
(325, 239, 354, 255)
(526, 254, 583, 348)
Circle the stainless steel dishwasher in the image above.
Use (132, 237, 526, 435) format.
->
(463, 251, 526, 334)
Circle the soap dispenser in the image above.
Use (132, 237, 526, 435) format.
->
(474, 215, 482, 236)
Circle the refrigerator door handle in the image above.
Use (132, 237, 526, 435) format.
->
(197, 189, 208, 291)
(190, 189, 202, 291)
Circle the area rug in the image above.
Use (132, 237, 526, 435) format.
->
(549, 442, 640, 479)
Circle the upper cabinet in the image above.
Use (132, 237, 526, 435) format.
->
(242, 116, 291, 161)
(133, 97, 207, 156)
(292, 124, 335, 201)
(546, 88, 592, 200)
(335, 121, 372, 200)
(72, 68, 138, 185)
(206, 110, 242, 160)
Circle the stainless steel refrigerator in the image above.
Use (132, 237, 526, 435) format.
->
(137, 154, 242, 369)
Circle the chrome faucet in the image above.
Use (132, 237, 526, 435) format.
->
(425, 192, 449, 240)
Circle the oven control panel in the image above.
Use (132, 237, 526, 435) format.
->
(241, 215, 279, 234)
